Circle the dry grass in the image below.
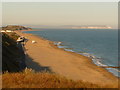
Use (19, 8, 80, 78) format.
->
(2, 69, 118, 88)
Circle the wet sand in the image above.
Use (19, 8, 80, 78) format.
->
(15, 30, 118, 87)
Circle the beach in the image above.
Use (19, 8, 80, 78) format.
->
(15, 30, 118, 86)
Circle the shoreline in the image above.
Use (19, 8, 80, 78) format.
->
(45, 38, 119, 78)
(14, 30, 118, 86)
(22, 29, 119, 77)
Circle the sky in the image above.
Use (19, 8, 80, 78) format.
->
(2, 2, 118, 28)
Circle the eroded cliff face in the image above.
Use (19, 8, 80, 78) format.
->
(2, 32, 26, 72)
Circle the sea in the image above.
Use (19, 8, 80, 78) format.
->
(23, 28, 119, 77)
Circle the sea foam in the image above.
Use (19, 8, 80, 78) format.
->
(54, 41, 119, 77)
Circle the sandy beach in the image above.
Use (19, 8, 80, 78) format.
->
(15, 30, 118, 86)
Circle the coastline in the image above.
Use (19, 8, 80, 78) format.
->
(14, 30, 118, 86)
(22, 29, 119, 76)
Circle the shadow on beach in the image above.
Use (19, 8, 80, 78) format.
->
(25, 54, 53, 73)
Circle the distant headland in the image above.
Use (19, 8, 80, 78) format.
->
(70, 25, 112, 29)
(2, 25, 32, 31)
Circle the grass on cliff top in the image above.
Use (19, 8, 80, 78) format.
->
(2, 69, 117, 88)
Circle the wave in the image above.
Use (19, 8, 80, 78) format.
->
(79, 53, 109, 67)
(55, 41, 106, 66)
(64, 49, 75, 52)
(54, 41, 62, 46)
(54, 41, 120, 77)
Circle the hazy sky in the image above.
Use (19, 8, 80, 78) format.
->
(2, 2, 118, 28)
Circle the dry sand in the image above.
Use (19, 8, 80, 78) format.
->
(15, 30, 118, 86)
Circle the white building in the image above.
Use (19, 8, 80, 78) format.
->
(1, 30, 5, 32)
(6, 30, 13, 32)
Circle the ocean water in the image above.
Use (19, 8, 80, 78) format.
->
(24, 29, 119, 77)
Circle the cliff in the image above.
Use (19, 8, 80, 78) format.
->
(2, 32, 26, 72)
